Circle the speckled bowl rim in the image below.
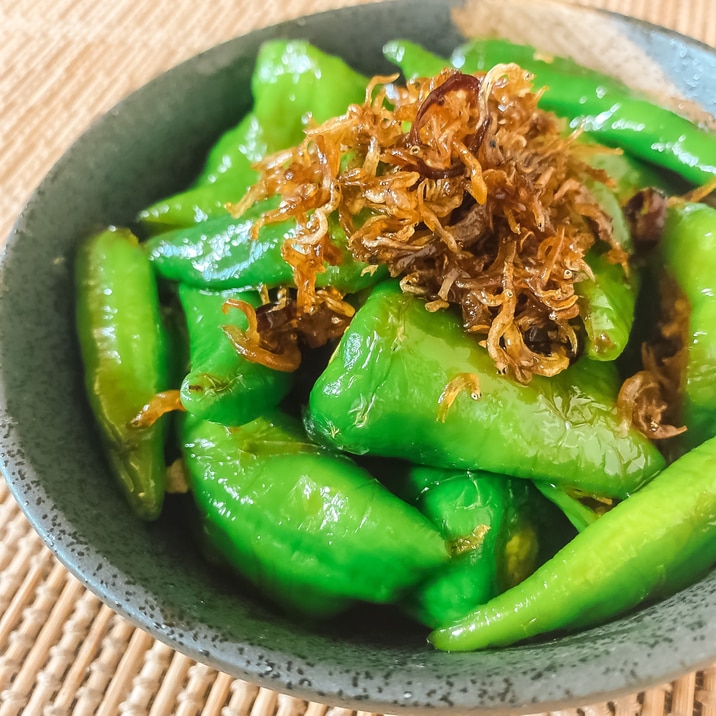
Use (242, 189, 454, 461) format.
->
(1, 1, 715, 714)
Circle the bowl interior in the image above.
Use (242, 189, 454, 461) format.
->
(1, 0, 715, 713)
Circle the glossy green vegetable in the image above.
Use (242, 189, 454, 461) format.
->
(658, 202, 716, 450)
(575, 141, 682, 362)
(453, 38, 716, 186)
(533, 481, 606, 532)
(138, 40, 368, 232)
(198, 40, 369, 186)
(386, 465, 547, 628)
(382, 39, 450, 80)
(178, 284, 292, 425)
(181, 411, 448, 618)
(75, 227, 171, 520)
(575, 148, 663, 362)
(578, 250, 637, 362)
(145, 201, 386, 292)
(306, 282, 665, 499)
(429, 431, 716, 651)
(138, 183, 249, 235)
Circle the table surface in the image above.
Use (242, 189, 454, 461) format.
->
(1, 0, 715, 714)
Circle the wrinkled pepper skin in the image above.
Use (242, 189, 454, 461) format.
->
(178, 285, 292, 426)
(429, 432, 716, 651)
(306, 282, 665, 499)
(181, 411, 448, 618)
(453, 38, 716, 186)
(138, 40, 368, 232)
(386, 465, 543, 628)
(145, 204, 385, 293)
(75, 228, 171, 520)
(658, 202, 716, 449)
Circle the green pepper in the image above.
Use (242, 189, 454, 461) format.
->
(138, 40, 369, 233)
(181, 410, 448, 618)
(137, 183, 250, 236)
(585, 144, 681, 200)
(453, 38, 716, 186)
(576, 141, 685, 362)
(177, 284, 292, 425)
(196, 40, 369, 187)
(429, 431, 716, 650)
(306, 282, 664, 499)
(75, 227, 171, 520)
(576, 170, 636, 362)
(384, 465, 550, 628)
(382, 40, 450, 80)
(145, 203, 386, 293)
(577, 250, 637, 362)
(533, 481, 608, 532)
(574, 142, 679, 363)
(658, 202, 716, 450)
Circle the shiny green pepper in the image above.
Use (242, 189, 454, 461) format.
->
(177, 284, 292, 425)
(195, 40, 368, 187)
(306, 282, 664, 499)
(75, 227, 171, 520)
(430, 431, 716, 651)
(384, 465, 552, 628)
(658, 202, 716, 450)
(533, 481, 609, 532)
(577, 250, 637, 362)
(181, 410, 448, 618)
(382, 40, 450, 80)
(138, 40, 368, 232)
(145, 202, 385, 293)
(576, 143, 680, 362)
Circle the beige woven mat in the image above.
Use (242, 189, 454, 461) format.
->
(1, 0, 716, 713)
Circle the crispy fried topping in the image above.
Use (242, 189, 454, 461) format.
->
(436, 373, 482, 423)
(221, 290, 353, 373)
(618, 273, 688, 441)
(625, 188, 668, 250)
(130, 390, 185, 429)
(232, 65, 619, 381)
(221, 296, 303, 373)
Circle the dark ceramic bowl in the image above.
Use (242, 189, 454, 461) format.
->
(2, 0, 715, 713)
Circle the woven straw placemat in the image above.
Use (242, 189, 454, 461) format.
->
(1, 0, 715, 713)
